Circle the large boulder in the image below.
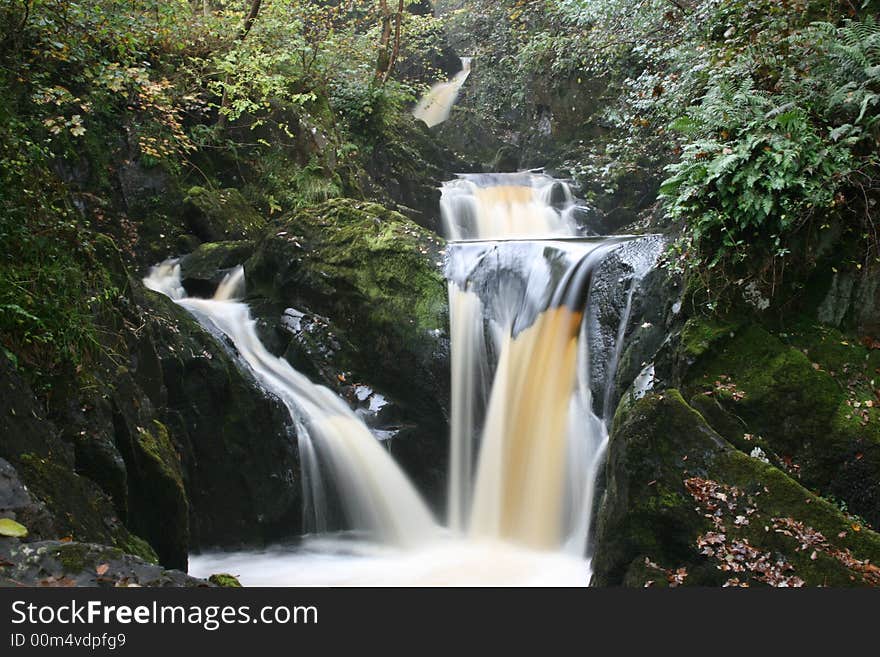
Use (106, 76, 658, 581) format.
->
(135, 288, 302, 550)
(182, 186, 267, 243)
(672, 319, 880, 530)
(592, 390, 880, 587)
(246, 198, 450, 502)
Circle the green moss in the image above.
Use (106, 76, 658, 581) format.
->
(678, 317, 740, 360)
(594, 390, 880, 587)
(120, 534, 159, 564)
(135, 420, 185, 496)
(54, 543, 123, 574)
(184, 187, 267, 242)
(680, 319, 880, 528)
(245, 198, 447, 409)
(55, 543, 92, 573)
(208, 573, 243, 587)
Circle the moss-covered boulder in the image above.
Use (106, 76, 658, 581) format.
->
(675, 319, 880, 529)
(179, 240, 254, 297)
(246, 198, 450, 500)
(183, 187, 267, 243)
(592, 390, 880, 587)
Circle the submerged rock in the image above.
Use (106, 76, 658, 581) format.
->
(592, 390, 880, 587)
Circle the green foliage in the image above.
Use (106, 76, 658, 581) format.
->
(0, 0, 445, 386)
(659, 15, 880, 297)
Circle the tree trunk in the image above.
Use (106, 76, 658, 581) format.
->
(375, 0, 405, 85)
(374, 0, 393, 83)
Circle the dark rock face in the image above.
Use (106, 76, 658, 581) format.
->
(246, 199, 451, 504)
(136, 290, 302, 551)
(0, 539, 207, 587)
(592, 390, 880, 587)
(0, 354, 157, 565)
(364, 115, 473, 233)
(0, 241, 304, 572)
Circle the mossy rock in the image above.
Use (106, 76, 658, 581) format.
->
(209, 573, 243, 587)
(183, 187, 267, 242)
(0, 539, 202, 587)
(112, 417, 189, 570)
(678, 317, 740, 361)
(14, 453, 158, 563)
(247, 198, 447, 406)
(593, 390, 880, 587)
(679, 319, 880, 528)
(246, 198, 450, 501)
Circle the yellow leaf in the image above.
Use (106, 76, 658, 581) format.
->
(0, 518, 28, 538)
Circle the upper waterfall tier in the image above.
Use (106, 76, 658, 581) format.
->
(440, 172, 581, 240)
(412, 56, 472, 128)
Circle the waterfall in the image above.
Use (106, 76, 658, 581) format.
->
(442, 172, 663, 555)
(144, 264, 438, 547)
(171, 170, 662, 585)
(412, 57, 472, 128)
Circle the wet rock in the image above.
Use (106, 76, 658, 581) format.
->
(0, 539, 206, 587)
(138, 290, 302, 550)
(179, 240, 255, 298)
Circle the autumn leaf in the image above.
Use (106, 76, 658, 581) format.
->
(0, 518, 28, 538)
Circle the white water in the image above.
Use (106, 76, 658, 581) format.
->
(444, 179, 601, 554)
(148, 260, 588, 585)
(412, 57, 472, 128)
(189, 537, 587, 587)
(442, 174, 661, 557)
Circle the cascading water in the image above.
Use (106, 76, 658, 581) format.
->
(412, 57, 472, 128)
(151, 170, 661, 586)
(143, 262, 437, 547)
(442, 173, 663, 557)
